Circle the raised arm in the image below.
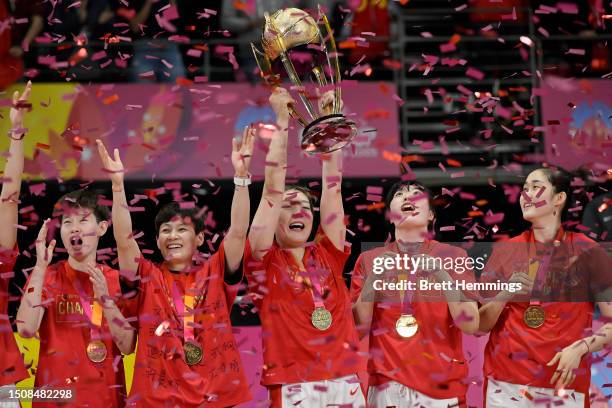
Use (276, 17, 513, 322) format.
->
(96, 140, 141, 281)
(248, 88, 294, 260)
(17, 219, 55, 337)
(0, 81, 31, 250)
(224, 126, 256, 274)
(318, 91, 346, 250)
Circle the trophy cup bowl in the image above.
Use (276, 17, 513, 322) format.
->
(252, 7, 357, 154)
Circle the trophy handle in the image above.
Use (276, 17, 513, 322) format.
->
(317, 5, 342, 115)
(252, 43, 309, 127)
(287, 105, 309, 127)
(312, 66, 328, 87)
(251, 43, 277, 84)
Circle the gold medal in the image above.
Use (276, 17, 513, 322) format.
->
(311, 307, 332, 331)
(86, 340, 108, 363)
(184, 341, 203, 366)
(524, 305, 545, 328)
(396, 314, 419, 338)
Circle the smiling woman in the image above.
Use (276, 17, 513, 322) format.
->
(96, 129, 256, 406)
(154, 202, 206, 271)
(244, 89, 365, 407)
(479, 165, 612, 407)
(351, 179, 480, 407)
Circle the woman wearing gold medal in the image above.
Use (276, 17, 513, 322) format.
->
(243, 89, 365, 406)
(350, 180, 480, 407)
(97, 128, 254, 406)
(17, 189, 134, 407)
(479, 167, 612, 407)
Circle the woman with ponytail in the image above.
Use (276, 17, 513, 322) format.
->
(479, 166, 612, 407)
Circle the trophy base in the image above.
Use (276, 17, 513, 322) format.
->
(301, 114, 357, 154)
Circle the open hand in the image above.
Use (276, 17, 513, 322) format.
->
(547, 341, 588, 389)
(318, 90, 343, 116)
(35, 219, 56, 268)
(232, 125, 256, 177)
(10, 81, 32, 133)
(96, 139, 125, 185)
(87, 264, 110, 301)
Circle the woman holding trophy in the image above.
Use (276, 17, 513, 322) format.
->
(243, 85, 364, 406)
(244, 7, 365, 406)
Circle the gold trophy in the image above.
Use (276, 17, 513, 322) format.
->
(251, 6, 357, 154)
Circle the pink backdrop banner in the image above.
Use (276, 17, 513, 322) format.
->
(52, 82, 400, 180)
(541, 76, 611, 170)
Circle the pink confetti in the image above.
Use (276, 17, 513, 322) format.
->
(459, 192, 476, 200)
(187, 49, 202, 58)
(366, 186, 383, 195)
(168, 35, 190, 43)
(439, 135, 449, 155)
(440, 43, 456, 53)
(424, 88, 434, 104)
(466, 67, 485, 80)
(91, 50, 107, 61)
(323, 213, 337, 225)
(501, 7, 517, 20)
(456, 85, 472, 95)
(112, 355, 121, 372)
(29, 183, 46, 196)
(557, 2, 578, 14)
(484, 212, 505, 225)
(537, 27, 549, 37)
(534, 200, 547, 208)
(495, 106, 512, 120)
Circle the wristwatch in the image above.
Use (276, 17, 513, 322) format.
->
(234, 174, 252, 186)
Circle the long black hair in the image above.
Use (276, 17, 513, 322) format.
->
(536, 166, 573, 222)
